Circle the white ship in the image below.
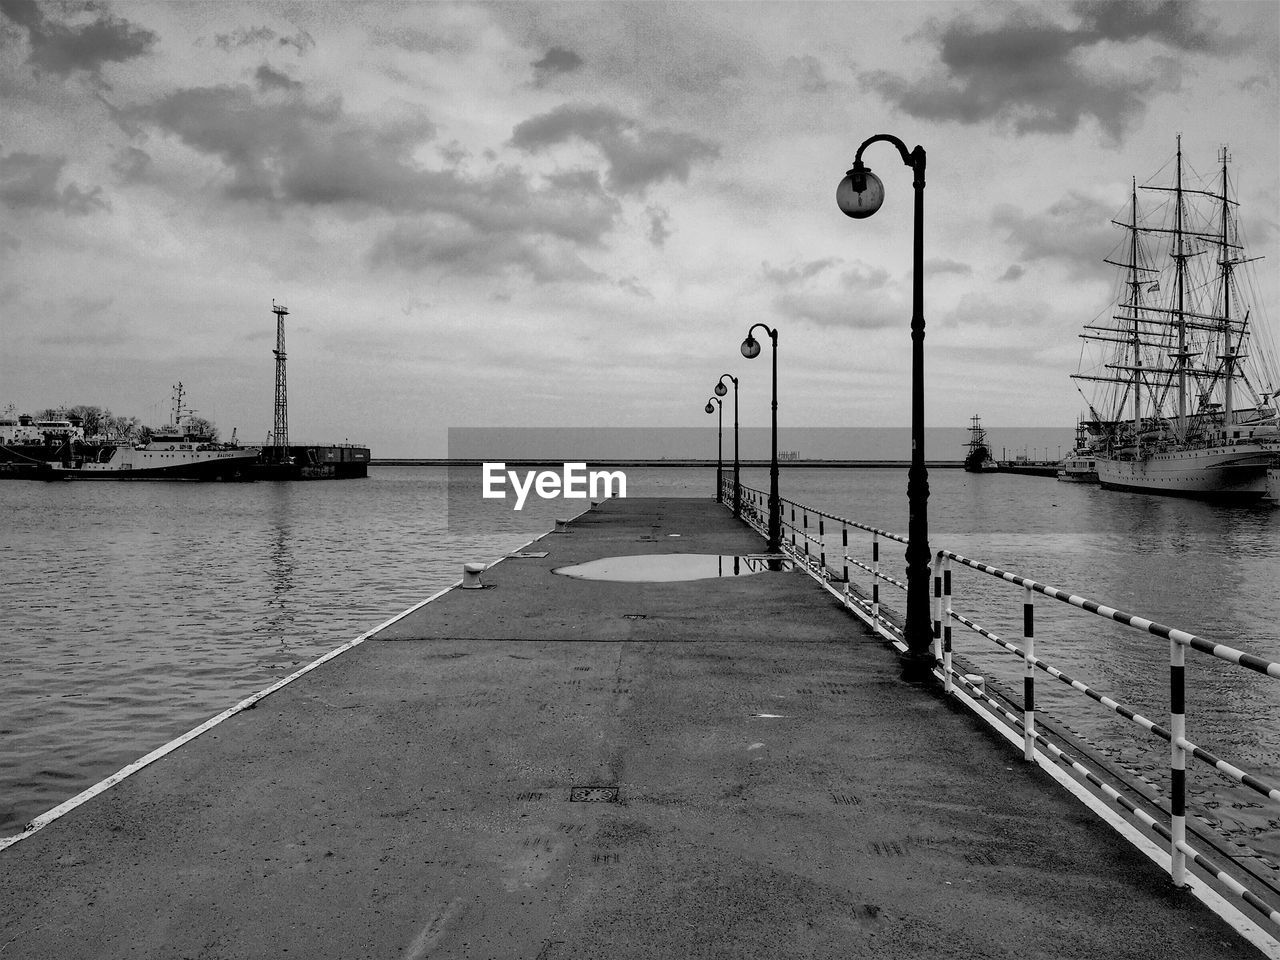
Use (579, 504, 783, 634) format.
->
(48, 384, 258, 481)
(1071, 139, 1280, 500)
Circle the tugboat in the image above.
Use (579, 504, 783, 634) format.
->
(963, 415, 999, 472)
(48, 384, 258, 481)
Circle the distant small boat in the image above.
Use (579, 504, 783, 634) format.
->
(1057, 419, 1099, 483)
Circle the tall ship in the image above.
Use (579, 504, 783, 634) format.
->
(963, 415, 999, 472)
(1071, 139, 1280, 499)
(48, 383, 259, 481)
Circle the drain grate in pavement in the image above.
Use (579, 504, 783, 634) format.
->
(570, 786, 619, 803)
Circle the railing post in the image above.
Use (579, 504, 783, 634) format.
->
(801, 510, 807, 554)
(942, 556, 953, 694)
(1023, 584, 1035, 762)
(871, 533, 881, 626)
(841, 524, 849, 585)
(819, 518, 826, 572)
(1170, 636, 1187, 887)
(932, 553, 942, 664)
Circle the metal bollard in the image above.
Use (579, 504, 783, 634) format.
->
(964, 674, 985, 696)
(461, 562, 487, 589)
(555, 518, 572, 534)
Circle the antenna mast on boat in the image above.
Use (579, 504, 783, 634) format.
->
(271, 300, 289, 460)
(171, 381, 185, 429)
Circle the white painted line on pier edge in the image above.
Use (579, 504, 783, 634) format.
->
(0, 508, 587, 854)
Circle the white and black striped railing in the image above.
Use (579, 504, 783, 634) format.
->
(725, 479, 1280, 934)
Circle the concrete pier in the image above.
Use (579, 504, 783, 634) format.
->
(0, 498, 1261, 958)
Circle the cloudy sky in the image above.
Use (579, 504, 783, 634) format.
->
(1, 1, 1276, 457)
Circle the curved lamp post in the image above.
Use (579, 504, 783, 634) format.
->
(837, 133, 933, 683)
(741, 324, 780, 555)
(705, 397, 722, 501)
(715, 374, 740, 517)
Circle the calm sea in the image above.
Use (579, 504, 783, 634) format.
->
(2, 465, 1277, 868)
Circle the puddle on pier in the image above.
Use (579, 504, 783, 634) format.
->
(552, 553, 795, 582)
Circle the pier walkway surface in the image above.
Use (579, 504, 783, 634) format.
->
(0, 498, 1259, 958)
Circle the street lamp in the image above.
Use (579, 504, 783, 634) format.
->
(705, 397, 722, 501)
(715, 374, 740, 517)
(741, 323, 780, 556)
(837, 134, 933, 683)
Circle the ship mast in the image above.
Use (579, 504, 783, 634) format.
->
(1127, 178, 1143, 448)
(1172, 135, 1191, 439)
(171, 381, 186, 431)
(1218, 146, 1236, 433)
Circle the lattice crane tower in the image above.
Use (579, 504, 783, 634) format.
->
(272, 300, 289, 456)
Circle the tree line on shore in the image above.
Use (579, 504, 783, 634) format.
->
(31, 404, 219, 442)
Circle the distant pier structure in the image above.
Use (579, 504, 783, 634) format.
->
(252, 300, 370, 480)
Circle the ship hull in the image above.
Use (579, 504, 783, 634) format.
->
(49, 448, 259, 481)
(1096, 445, 1275, 499)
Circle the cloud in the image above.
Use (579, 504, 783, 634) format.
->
(110, 145, 151, 183)
(213, 26, 277, 51)
(1072, 0, 1223, 51)
(616, 275, 652, 298)
(510, 103, 720, 194)
(925, 258, 972, 276)
(0, 0, 156, 82)
(762, 258, 839, 286)
(0, 150, 108, 214)
(278, 29, 315, 55)
(366, 221, 604, 284)
(124, 83, 620, 244)
(646, 205, 670, 247)
(532, 46, 583, 86)
(991, 192, 1116, 280)
(763, 258, 899, 329)
(783, 54, 832, 93)
(33, 296, 123, 346)
(212, 25, 313, 55)
(943, 291, 1052, 330)
(255, 63, 301, 92)
(999, 264, 1026, 283)
(863, 1, 1230, 141)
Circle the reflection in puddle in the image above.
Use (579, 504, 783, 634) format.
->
(552, 553, 794, 582)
